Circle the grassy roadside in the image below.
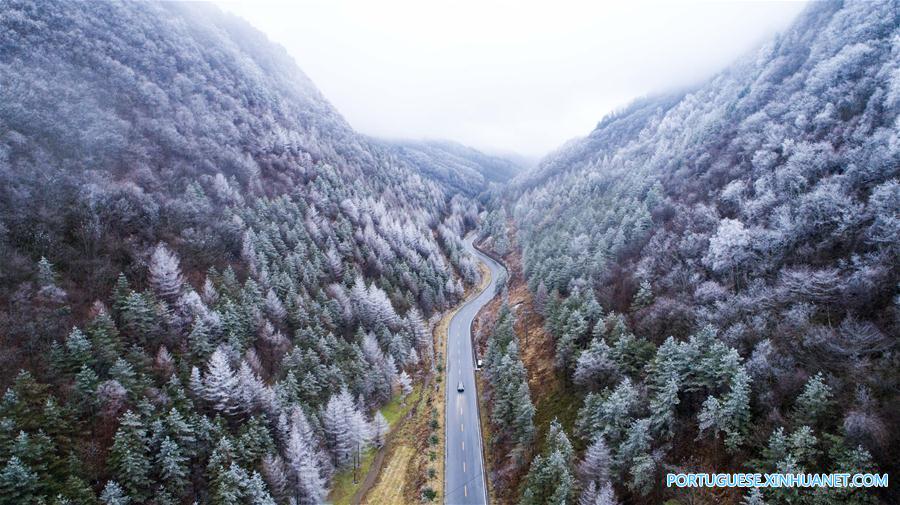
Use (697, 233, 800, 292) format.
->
(329, 448, 378, 505)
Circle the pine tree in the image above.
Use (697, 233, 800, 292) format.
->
(620, 419, 655, 495)
(511, 381, 536, 447)
(74, 364, 99, 409)
(578, 434, 611, 487)
(284, 407, 327, 505)
(88, 309, 121, 372)
(235, 361, 265, 416)
(373, 411, 389, 447)
(149, 243, 185, 302)
(573, 337, 616, 389)
(520, 450, 575, 505)
(631, 280, 653, 311)
(578, 481, 598, 505)
(794, 372, 832, 426)
(203, 347, 238, 415)
(189, 366, 205, 399)
(521, 419, 575, 505)
(164, 407, 197, 455)
(595, 482, 619, 505)
(0, 456, 39, 503)
(246, 471, 277, 505)
(36, 256, 57, 287)
(156, 436, 188, 494)
(112, 274, 131, 317)
(120, 291, 155, 344)
(742, 488, 767, 505)
(99, 481, 130, 505)
(64, 327, 94, 373)
(721, 368, 752, 452)
(265, 289, 287, 324)
(648, 376, 680, 440)
(322, 388, 371, 467)
(398, 370, 413, 396)
(109, 410, 151, 501)
(110, 358, 138, 397)
(261, 454, 287, 503)
(212, 462, 250, 505)
(557, 309, 587, 370)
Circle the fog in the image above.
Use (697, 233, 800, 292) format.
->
(218, 0, 807, 159)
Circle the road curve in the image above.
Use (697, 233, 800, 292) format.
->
(444, 234, 506, 505)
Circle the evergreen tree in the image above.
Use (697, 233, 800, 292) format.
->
(100, 481, 130, 505)
(511, 381, 536, 447)
(373, 411, 389, 447)
(742, 487, 767, 505)
(156, 436, 188, 494)
(578, 434, 611, 487)
(648, 376, 680, 440)
(149, 243, 185, 302)
(0, 456, 39, 504)
(120, 292, 155, 344)
(64, 327, 94, 373)
(203, 347, 238, 415)
(73, 365, 99, 409)
(594, 482, 619, 505)
(88, 309, 121, 372)
(794, 372, 832, 426)
(398, 370, 413, 396)
(109, 410, 151, 501)
(573, 337, 616, 389)
(36, 257, 58, 287)
(284, 407, 327, 505)
(521, 419, 575, 505)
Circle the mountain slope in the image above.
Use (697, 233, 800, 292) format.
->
(384, 139, 520, 196)
(0, 1, 491, 502)
(506, 1, 899, 503)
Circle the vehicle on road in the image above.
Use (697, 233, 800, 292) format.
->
(457, 381, 465, 392)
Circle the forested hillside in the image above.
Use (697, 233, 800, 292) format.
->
(503, 1, 899, 503)
(379, 139, 520, 197)
(0, 1, 503, 503)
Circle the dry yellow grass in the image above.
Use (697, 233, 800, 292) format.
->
(363, 446, 415, 505)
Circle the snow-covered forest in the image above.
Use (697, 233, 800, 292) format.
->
(1, 0, 898, 504)
(0, 1, 500, 503)
(492, 1, 898, 504)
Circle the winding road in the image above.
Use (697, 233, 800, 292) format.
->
(444, 235, 505, 505)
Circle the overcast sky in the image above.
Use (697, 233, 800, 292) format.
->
(218, 0, 807, 160)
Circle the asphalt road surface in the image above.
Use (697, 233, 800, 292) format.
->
(444, 235, 505, 505)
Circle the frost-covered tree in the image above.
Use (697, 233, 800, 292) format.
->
(156, 436, 188, 494)
(203, 347, 238, 415)
(100, 481, 130, 505)
(284, 407, 328, 505)
(149, 243, 185, 302)
(109, 410, 151, 500)
(397, 370, 413, 396)
(574, 337, 616, 389)
(520, 420, 575, 505)
(578, 434, 611, 487)
(373, 411, 390, 447)
(0, 456, 38, 503)
(793, 372, 832, 426)
(321, 388, 372, 467)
